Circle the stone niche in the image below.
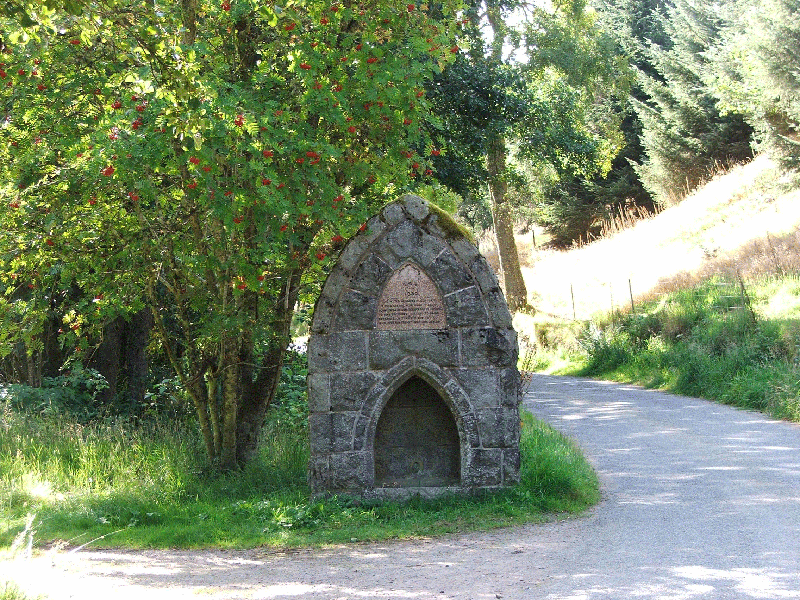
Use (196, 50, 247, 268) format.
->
(307, 194, 520, 499)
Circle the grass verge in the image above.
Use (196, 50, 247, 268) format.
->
(528, 274, 800, 422)
(1, 405, 598, 552)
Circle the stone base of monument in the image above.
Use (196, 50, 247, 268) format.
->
(363, 486, 463, 501)
(307, 195, 521, 499)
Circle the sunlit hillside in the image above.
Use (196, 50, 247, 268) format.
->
(517, 154, 800, 320)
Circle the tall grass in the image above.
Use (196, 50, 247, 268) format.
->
(555, 275, 800, 422)
(519, 155, 800, 321)
(0, 582, 36, 600)
(1, 395, 598, 551)
(0, 404, 201, 509)
(597, 203, 660, 241)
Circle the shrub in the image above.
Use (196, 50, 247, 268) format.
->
(270, 350, 309, 434)
(0, 365, 108, 422)
(659, 299, 704, 343)
(620, 312, 662, 347)
(578, 323, 634, 375)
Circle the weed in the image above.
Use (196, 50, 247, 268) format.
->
(0, 582, 38, 600)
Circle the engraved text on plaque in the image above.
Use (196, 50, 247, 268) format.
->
(376, 263, 446, 330)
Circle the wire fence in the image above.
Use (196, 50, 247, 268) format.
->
(534, 271, 757, 323)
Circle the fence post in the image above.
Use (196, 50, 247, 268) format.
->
(610, 285, 615, 320)
(629, 278, 635, 314)
(571, 284, 576, 321)
(736, 269, 758, 326)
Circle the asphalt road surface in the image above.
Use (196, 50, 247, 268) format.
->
(520, 374, 800, 599)
(3, 374, 800, 599)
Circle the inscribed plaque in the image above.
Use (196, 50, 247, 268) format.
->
(376, 264, 446, 330)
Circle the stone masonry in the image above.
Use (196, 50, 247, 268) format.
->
(307, 194, 520, 499)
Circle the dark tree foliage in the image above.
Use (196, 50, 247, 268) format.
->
(424, 55, 528, 203)
(756, 0, 800, 166)
(538, 100, 654, 246)
(707, 0, 800, 169)
(603, 0, 753, 205)
(422, 0, 535, 311)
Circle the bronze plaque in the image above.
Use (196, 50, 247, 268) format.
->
(376, 264, 446, 330)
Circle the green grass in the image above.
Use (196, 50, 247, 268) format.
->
(529, 274, 800, 422)
(1, 403, 598, 552)
(1, 582, 38, 600)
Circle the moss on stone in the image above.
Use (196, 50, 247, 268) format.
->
(379, 196, 475, 244)
(427, 202, 475, 243)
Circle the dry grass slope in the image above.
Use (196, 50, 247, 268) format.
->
(518, 155, 800, 320)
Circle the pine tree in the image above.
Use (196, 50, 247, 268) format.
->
(706, 0, 800, 168)
(602, 0, 753, 206)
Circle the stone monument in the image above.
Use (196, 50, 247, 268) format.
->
(307, 194, 520, 498)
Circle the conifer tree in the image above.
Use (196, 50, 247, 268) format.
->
(602, 0, 752, 206)
(706, 0, 800, 168)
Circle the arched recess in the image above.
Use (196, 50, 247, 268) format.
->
(359, 359, 480, 489)
(374, 376, 460, 487)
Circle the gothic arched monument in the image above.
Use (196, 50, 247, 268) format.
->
(307, 195, 520, 499)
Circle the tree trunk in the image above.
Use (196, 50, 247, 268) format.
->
(147, 283, 216, 462)
(41, 316, 63, 379)
(484, 0, 529, 313)
(124, 308, 153, 411)
(180, 0, 197, 46)
(235, 270, 302, 466)
(91, 317, 123, 405)
(219, 337, 240, 471)
(487, 135, 529, 312)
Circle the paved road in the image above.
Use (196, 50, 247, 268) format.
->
(522, 374, 800, 599)
(4, 374, 800, 599)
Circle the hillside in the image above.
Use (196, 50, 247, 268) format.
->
(517, 155, 800, 320)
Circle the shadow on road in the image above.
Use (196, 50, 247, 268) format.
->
(3, 374, 800, 599)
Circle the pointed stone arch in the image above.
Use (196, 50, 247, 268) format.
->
(349, 356, 482, 494)
(307, 195, 520, 499)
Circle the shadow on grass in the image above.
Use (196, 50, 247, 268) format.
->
(1, 409, 598, 551)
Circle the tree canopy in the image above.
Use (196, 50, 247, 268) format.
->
(1, 0, 459, 469)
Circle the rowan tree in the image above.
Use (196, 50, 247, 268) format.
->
(0, 0, 459, 469)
